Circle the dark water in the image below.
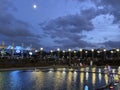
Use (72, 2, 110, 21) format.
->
(0, 67, 119, 90)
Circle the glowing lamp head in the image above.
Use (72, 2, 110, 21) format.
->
(68, 48, 71, 52)
(80, 49, 82, 52)
(74, 51, 76, 53)
(103, 49, 106, 52)
(97, 51, 100, 54)
(110, 51, 113, 53)
(85, 51, 88, 54)
(50, 50, 53, 53)
(57, 48, 60, 51)
(116, 49, 119, 52)
(29, 52, 32, 55)
(91, 49, 94, 52)
(63, 50, 65, 53)
(35, 50, 38, 53)
(40, 48, 43, 51)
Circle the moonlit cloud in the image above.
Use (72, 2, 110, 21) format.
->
(0, 0, 120, 50)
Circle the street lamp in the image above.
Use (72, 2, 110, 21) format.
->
(57, 48, 60, 59)
(85, 51, 88, 58)
(35, 50, 38, 53)
(80, 49, 82, 58)
(68, 48, 71, 60)
(110, 50, 113, 59)
(91, 49, 94, 59)
(116, 49, 119, 59)
(103, 49, 106, 60)
(29, 51, 32, 58)
(50, 50, 53, 56)
(40, 48, 43, 59)
(62, 50, 65, 60)
(74, 50, 77, 58)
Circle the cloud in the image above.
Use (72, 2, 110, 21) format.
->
(103, 41, 120, 48)
(41, 13, 94, 37)
(0, 0, 41, 48)
(40, 10, 97, 49)
(90, 0, 120, 24)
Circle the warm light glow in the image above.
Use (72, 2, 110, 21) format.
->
(50, 50, 53, 53)
(104, 74, 108, 84)
(85, 51, 88, 54)
(74, 50, 76, 53)
(80, 49, 82, 52)
(40, 48, 43, 51)
(97, 51, 100, 54)
(86, 72, 89, 81)
(29, 52, 32, 55)
(116, 49, 119, 52)
(63, 50, 65, 53)
(68, 48, 71, 52)
(103, 49, 106, 52)
(35, 50, 38, 52)
(91, 49, 94, 52)
(110, 51, 113, 53)
(57, 48, 60, 51)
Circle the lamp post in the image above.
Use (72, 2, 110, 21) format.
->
(80, 49, 82, 58)
(62, 50, 65, 61)
(50, 50, 53, 57)
(116, 49, 119, 59)
(40, 48, 43, 59)
(110, 50, 113, 59)
(62, 50, 65, 57)
(74, 50, 77, 58)
(91, 49, 94, 59)
(68, 48, 71, 60)
(97, 50, 100, 58)
(103, 49, 106, 60)
(57, 48, 60, 60)
(85, 51, 88, 58)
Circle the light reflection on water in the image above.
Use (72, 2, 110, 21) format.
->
(0, 68, 112, 90)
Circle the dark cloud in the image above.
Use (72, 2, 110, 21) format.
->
(41, 14, 94, 38)
(0, 0, 41, 48)
(103, 41, 120, 48)
(54, 39, 95, 49)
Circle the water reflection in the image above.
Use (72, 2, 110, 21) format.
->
(0, 68, 111, 90)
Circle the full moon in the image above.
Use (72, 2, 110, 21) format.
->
(33, 4, 37, 9)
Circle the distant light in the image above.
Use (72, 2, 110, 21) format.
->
(116, 49, 119, 52)
(33, 4, 37, 9)
(68, 48, 71, 52)
(16, 50, 20, 53)
(40, 48, 43, 51)
(63, 50, 65, 53)
(35, 50, 38, 53)
(50, 50, 53, 53)
(29, 52, 32, 55)
(80, 49, 82, 52)
(91, 49, 94, 52)
(103, 49, 106, 52)
(57, 48, 60, 51)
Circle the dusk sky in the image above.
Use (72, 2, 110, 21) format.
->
(0, 0, 120, 50)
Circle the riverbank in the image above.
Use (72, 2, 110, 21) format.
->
(0, 64, 119, 71)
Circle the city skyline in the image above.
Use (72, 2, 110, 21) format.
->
(0, 0, 120, 50)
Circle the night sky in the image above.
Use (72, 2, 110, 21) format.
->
(0, 0, 120, 50)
